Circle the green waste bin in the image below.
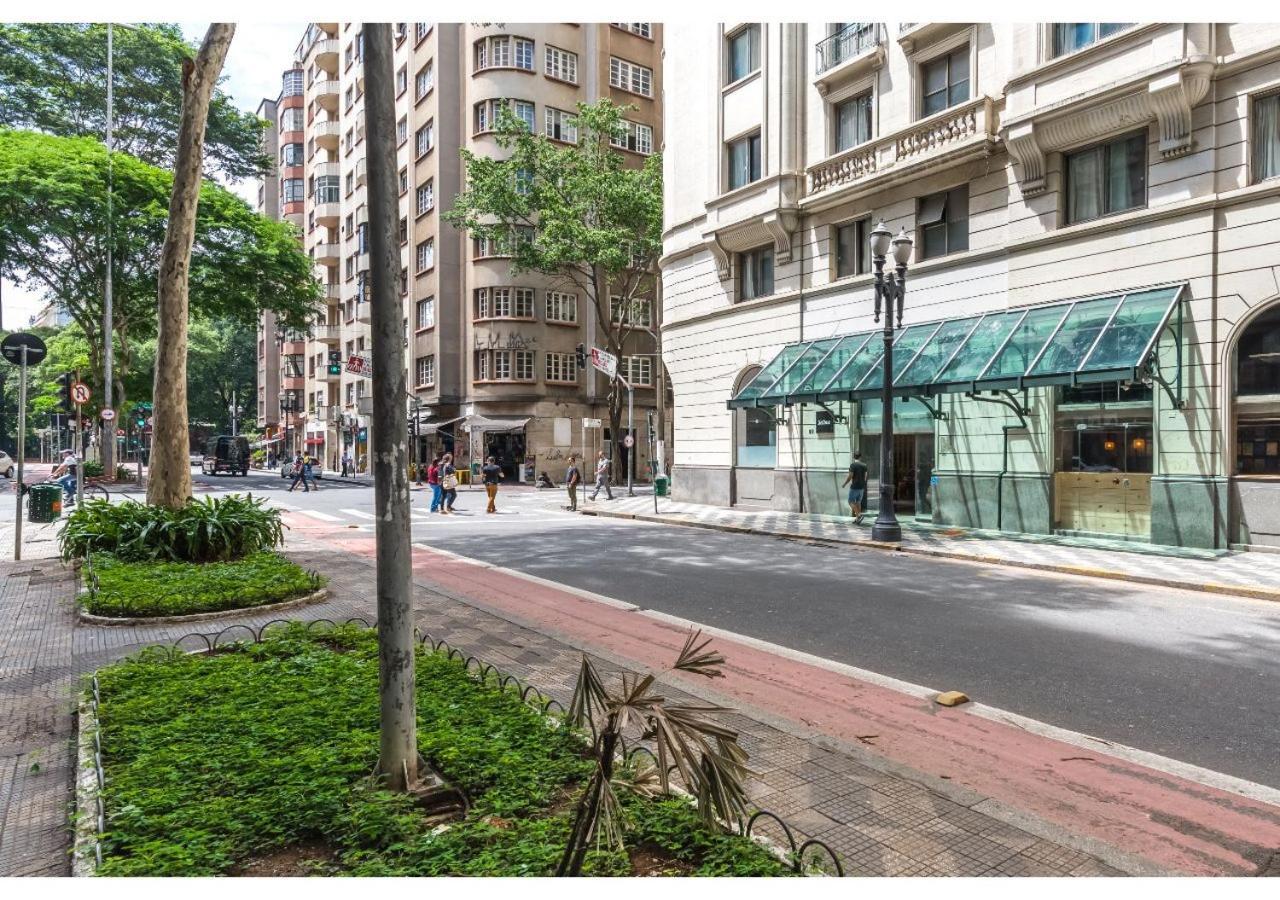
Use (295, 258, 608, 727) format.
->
(28, 484, 62, 523)
(654, 475, 669, 497)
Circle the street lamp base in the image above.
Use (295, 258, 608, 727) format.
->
(871, 517, 902, 543)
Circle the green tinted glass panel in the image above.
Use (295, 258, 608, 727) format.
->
(1079, 287, 1179, 372)
(896, 316, 981, 387)
(731, 342, 812, 403)
(1027, 296, 1121, 377)
(791, 332, 874, 397)
(765, 337, 841, 399)
(935, 312, 1022, 384)
(981, 305, 1072, 380)
(824, 332, 886, 394)
(856, 323, 942, 392)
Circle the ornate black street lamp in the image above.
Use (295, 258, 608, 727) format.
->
(869, 220, 914, 543)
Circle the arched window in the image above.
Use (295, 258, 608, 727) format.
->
(733, 367, 776, 468)
(1235, 304, 1280, 474)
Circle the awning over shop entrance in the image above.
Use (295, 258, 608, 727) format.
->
(727, 284, 1186, 409)
(417, 415, 463, 435)
(463, 415, 530, 434)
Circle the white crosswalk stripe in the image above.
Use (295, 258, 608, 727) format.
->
(293, 509, 344, 522)
(341, 508, 377, 520)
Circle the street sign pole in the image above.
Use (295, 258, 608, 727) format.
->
(626, 379, 635, 497)
(14, 345, 27, 561)
(75, 399, 84, 508)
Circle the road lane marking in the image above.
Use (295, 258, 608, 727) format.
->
(340, 508, 377, 520)
(292, 509, 343, 522)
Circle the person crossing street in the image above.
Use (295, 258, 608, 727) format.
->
(589, 450, 613, 501)
(482, 456, 502, 514)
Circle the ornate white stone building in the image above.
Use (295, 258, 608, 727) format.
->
(660, 23, 1280, 548)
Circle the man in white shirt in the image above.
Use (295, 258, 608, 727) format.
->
(589, 450, 613, 501)
(50, 448, 80, 506)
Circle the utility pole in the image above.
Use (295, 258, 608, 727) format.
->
(363, 22, 417, 793)
(102, 23, 115, 479)
(13, 345, 27, 561)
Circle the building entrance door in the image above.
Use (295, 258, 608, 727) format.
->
(890, 434, 935, 518)
(485, 432, 526, 482)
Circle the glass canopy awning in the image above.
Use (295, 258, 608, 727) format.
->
(727, 284, 1186, 409)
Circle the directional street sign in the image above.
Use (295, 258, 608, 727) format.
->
(589, 347, 617, 379)
(100, 408, 116, 421)
(582, 417, 602, 428)
(71, 382, 91, 405)
(0, 332, 47, 366)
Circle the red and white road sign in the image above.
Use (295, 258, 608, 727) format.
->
(100, 408, 116, 421)
(623, 434, 635, 449)
(346, 354, 373, 377)
(589, 347, 617, 379)
(71, 381, 91, 405)
(115, 428, 125, 437)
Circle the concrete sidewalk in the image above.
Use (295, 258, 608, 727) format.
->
(575, 496, 1280, 602)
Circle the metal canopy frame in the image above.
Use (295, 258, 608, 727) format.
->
(726, 283, 1187, 411)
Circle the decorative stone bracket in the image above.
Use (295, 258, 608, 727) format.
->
(1003, 61, 1214, 196)
(704, 209, 799, 280)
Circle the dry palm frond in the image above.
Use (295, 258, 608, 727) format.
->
(673, 629, 726, 678)
(567, 655, 608, 730)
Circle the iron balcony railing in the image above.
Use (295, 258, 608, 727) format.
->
(816, 23, 881, 74)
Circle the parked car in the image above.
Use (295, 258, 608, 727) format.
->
(189, 451, 203, 468)
(280, 457, 325, 480)
(0, 450, 13, 478)
(201, 435, 250, 476)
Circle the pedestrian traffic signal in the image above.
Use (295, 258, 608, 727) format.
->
(575, 343, 586, 367)
(55, 372, 74, 412)
(327, 350, 342, 376)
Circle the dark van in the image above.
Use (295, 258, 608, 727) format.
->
(201, 435, 251, 476)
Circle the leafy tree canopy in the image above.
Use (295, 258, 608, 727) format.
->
(0, 22, 268, 180)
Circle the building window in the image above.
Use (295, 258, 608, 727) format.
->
(611, 23, 652, 39)
(397, 217, 407, 245)
(398, 168, 408, 195)
(545, 107, 578, 143)
(416, 296, 435, 330)
(476, 349, 535, 382)
(396, 115, 408, 145)
(1236, 305, 1280, 474)
(738, 246, 774, 300)
(545, 45, 578, 83)
(415, 63, 434, 101)
(609, 56, 653, 97)
(415, 355, 435, 387)
(513, 37, 534, 71)
(415, 180, 434, 217)
(610, 120, 653, 154)
(281, 142, 304, 166)
(918, 185, 968, 259)
(474, 226, 533, 258)
(835, 218, 870, 278)
(280, 107, 304, 132)
(1253, 93, 1280, 184)
(475, 35, 534, 72)
(282, 178, 305, 203)
(314, 175, 340, 204)
(726, 25, 761, 84)
(727, 131, 762, 190)
(395, 65, 408, 96)
(621, 355, 653, 386)
(344, 85, 354, 110)
(415, 120, 434, 158)
(1065, 131, 1146, 225)
(475, 287, 534, 320)
(415, 239, 434, 273)
(415, 23, 430, 43)
(610, 296, 652, 328)
(1051, 23, 1134, 58)
(282, 70, 304, 96)
(921, 45, 970, 118)
(834, 91, 873, 152)
(546, 291, 578, 323)
(475, 98, 532, 134)
(356, 222, 369, 254)
(546, 352, 578, 383)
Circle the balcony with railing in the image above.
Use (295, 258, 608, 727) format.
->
(312, 241, 341, 265)
(311, 38, 339, 73)
(816, 23, 881, 75)
(312, 78, 340, 111)
(805, 95, 997, 204)
(310, 323, 342, 343)
(313, 118, 340, 150)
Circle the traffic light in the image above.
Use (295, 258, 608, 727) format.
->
(575, 343, 586, 368)
(327, 350, 342, 375)
(55, 372, 74, 412)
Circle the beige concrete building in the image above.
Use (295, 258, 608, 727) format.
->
(661, 23, 1280, 549)
(257, 22, 666, 482)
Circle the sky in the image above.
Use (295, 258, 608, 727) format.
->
(1, 22, 305, 329)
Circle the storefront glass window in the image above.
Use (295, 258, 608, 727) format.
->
(1236, 305, 1280, 396)
(1055, 381, 1153, 474)
(1235, 305, 1280, 474)
(737, 408, 776, 468)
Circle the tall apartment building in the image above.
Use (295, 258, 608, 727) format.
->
(256, 22, 665, 481)
(661, 22, 1280, 549)
(254, 97, 282, 440)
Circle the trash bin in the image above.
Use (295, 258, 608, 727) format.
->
(654, 475, 669, 497)
(28, 484, 62, 523)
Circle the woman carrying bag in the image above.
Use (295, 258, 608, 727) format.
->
(439, 453, 458, 514)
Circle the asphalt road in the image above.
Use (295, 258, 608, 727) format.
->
(195, 467, 1280, 790)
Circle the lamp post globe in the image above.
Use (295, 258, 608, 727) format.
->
(870, 220, 893, 258)
(891, 227, 914, 266)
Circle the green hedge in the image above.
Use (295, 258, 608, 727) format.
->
(93, 626, 791, 877)
(84, 552, 324, 618)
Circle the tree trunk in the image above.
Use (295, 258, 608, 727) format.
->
(147, 25, 233, 508)
(363, 22, 418, 793)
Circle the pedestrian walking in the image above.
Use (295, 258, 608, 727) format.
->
(564, 454, 581, 511)
(304, 454, 319, 490)
(341, 451, 351, 477)
(440, 453, 458, 513)
(288, 453, 309, 492)
(427, 454, 443, 513)
(482, 455, 502, 513)
(589, 450, 613, 501)
(842, 451, 868, 524)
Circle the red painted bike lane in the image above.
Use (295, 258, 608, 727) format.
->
(294, 518, 1280, 876)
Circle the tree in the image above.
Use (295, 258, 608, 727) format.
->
(185, 319, 255, 432)
(0, 128, 319, 465)
(444, 99, 662, 480)
(0, 23, 267, 180)
(148, 24, 234, 508)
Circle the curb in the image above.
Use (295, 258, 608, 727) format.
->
(72, 691, 101, 877)
(77, 587, 330, 627)
(581, 510, 1280, 603)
